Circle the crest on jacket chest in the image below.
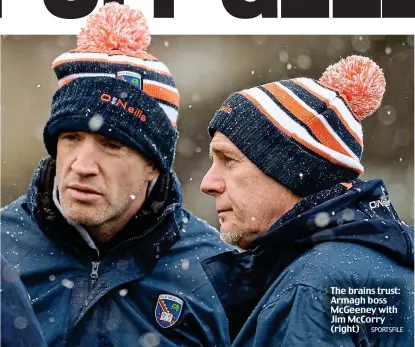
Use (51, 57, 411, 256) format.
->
(154, 294, 184, 328)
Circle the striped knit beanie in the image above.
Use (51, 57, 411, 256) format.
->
(43, 3, 179, 172)
(209, 56, 386, 197)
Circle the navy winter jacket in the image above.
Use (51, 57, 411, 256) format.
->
(1, 255, 47, 347)
(1, 158, 231, 346)
(203, 179, 414, 346)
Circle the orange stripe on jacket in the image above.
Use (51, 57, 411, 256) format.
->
(52, 58, 171, 76)
(240, 91, 363, 174)
(262, 83, 353, 159)
(293, 79, 363, 148)
(143, 83, 179, 108)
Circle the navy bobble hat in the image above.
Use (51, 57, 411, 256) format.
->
(43, 3, 180, 172)
(209, 56, 386, 196)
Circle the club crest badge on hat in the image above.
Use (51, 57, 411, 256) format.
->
(155, 294, 184, 328)
(117, 71, 142, 90)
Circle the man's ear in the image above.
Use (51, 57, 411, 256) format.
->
(147, 161, 160, 181)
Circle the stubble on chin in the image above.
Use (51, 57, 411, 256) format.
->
(61, 197, 106, 226)
(219, 228, 243, 246)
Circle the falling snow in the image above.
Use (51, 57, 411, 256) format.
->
(14, 317, 28, 330)
(139, 332, 160, 347)
(315, 212, 330, 228)
(119, 288, 128, 297)
(279, 51, 289, 63)
(88, 114, 104, 131)
(61, 279, 74, 289)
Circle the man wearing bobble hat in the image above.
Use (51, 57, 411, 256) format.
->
(201, 56, 414, 345)
(1, 3, 232, 346)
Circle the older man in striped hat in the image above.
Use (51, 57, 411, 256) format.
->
(201, 56, 414, 346)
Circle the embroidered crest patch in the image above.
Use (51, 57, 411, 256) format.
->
(155, 294, 184, 328)
(116, 71, 142, 90)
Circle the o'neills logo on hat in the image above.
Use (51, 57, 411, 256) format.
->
(100, 93, 147, 122)
(219, 105, 232, 114)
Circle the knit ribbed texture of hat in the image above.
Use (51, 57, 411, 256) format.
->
(43, 2, 179, 172)
(209, 55, 386, 197)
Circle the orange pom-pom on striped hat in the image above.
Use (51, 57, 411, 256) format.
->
(320, 55, 386, 121)
(44, 2, 179, 173)
(209, 55, 386, 196)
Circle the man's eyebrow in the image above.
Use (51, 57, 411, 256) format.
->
(209, 145, 224, 158)
(209, 145, 239, 158)
(209, 146, 220, 160)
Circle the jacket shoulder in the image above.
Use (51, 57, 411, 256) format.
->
(241, 241, 414, 347)
(236, 241, 414, 346)
(1, 196, 28, 217)
(171, 209, 233, 261)
(1, 195, 34, 237)
(1, 195, 48, 264)
(266, 241, 413, 304)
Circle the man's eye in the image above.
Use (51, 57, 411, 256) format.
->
(103, 142, 122, 150)
(63, 134, 79, 141)
(225, 157, 237, 168)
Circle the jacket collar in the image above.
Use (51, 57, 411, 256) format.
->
(251, 179, 413, 266)
(26, 157, 183, 268)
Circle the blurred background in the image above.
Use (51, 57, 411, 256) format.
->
(1, 35, 414, 227)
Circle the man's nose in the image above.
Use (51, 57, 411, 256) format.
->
(200, 165, 225, 196)
(70, 140, 100, 176)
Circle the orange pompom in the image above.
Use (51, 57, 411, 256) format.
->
(319, 55, 386, 120)
(77, 2, 151, 53)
